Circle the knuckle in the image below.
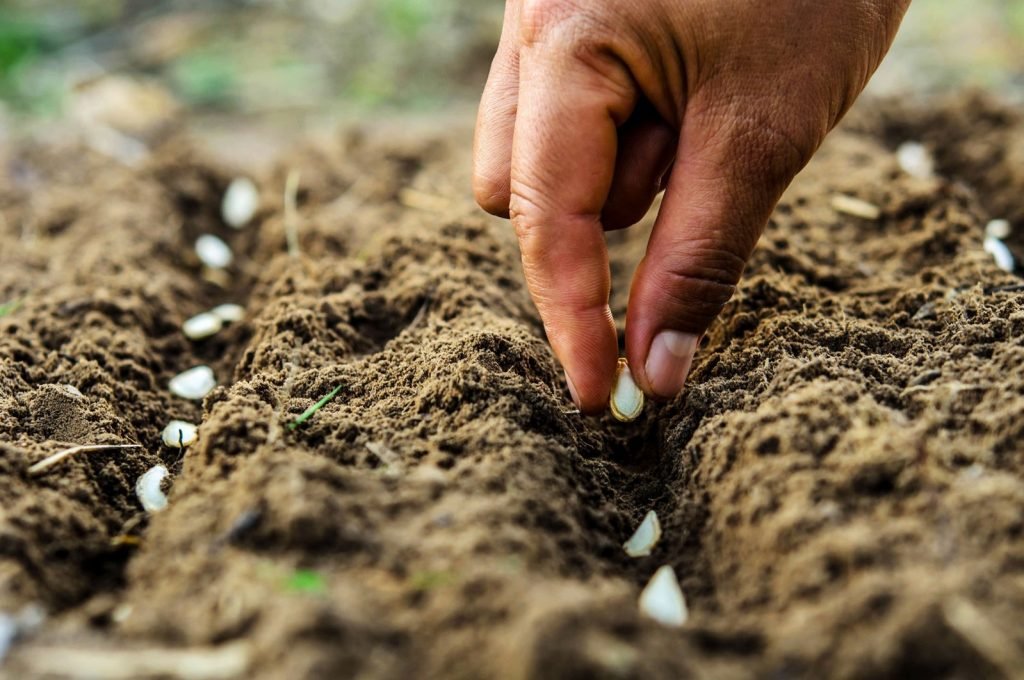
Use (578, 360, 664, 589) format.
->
(519, 0, 580, 45)
(472, 172, 510, 216)
(654, 241, 746, 322)
(732, 109, 820, 185)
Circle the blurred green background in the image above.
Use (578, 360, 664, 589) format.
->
(0, 0, 1021, 126)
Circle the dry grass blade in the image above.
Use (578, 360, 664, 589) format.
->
(284, 169, 301, 258)
(288, 385, 343, 431)
(28, 444, 142, 477)
(15, 640, 250, 679)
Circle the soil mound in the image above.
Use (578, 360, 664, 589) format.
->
(1, 95, 1022, 679)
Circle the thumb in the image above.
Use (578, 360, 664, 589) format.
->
(626, 97, 821, 399)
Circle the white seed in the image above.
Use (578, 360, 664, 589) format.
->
(221, 177, 260, 229)
(210, 303, 245, 323)
(610, 358, 644, 422)
(623, 510, 662, 557)
(985, 219, 1012, 240)
(195, 234, 233, 269)
(161, 420, 198, 448)
(639, 565, 688, 627)
(62, 384, 83, 398)
(984, 236, 1015, 272)
(169, 365, 216, 400)
(831, 194, 881, 220)
(135, 464, 169, 513)
(182, 312, 223, 340)
(896, 141, 934, 180)
(0, 614, 14, 663)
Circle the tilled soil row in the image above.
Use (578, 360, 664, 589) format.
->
(0, 96, 1022, 679)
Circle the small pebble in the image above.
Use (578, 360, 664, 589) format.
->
(221, 177, 260, 229)
(210, 303, 245, 323)
(610, 358, 644, 422)
(195, 234, 234, 269)
(639, 565, 688, 627)
(182, 312, 223, 340)
(896, 141, 934, 180)
(985, 219, 1012, 240)
(831, 194, 881, 220)
(984, 236, 1015, 272)
(169, 366, 216, 400)
(161, 420, 198, 448)
(135, 465, 169, 513)
(623, 510, 662, 557)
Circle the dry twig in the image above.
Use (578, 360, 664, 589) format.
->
(28, 444, 141, 477)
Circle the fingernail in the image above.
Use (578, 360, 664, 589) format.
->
(564, 371, 582, 409)
(644, 331, 699, 398)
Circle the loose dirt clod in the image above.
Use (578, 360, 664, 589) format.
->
(638, 565, 688, 627)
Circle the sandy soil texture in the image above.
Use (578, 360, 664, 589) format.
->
(0, 94, 1023, 679)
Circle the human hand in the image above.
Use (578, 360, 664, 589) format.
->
(473, 0, 910, 413)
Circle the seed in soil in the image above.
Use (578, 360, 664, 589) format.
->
(986, 219, 1012, 240)
(221, 177, 259, 229)
(896, 141, 935, 179)
(639, 565, 688, 627)
(623, 510, 662, 557)
(831, 194, 881, 220)
(136, 465, 169, 513)
(610, 358, 644, 422)
(182, 312, 223, 340)
(169, 366, 217, 400)
(161, 420, 198, 448)
(210, 303, 245, 323)
(195, 234, 234, 269)
(984, 236, 1015, 272)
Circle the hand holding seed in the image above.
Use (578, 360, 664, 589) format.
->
(474, 0, 911, 413)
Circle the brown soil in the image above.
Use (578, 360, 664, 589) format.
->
(1, 93, 1023, 679)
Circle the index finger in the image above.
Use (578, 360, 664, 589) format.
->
(509, 35, 635, 412)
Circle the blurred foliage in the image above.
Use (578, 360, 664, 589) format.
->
(0, 0, 1020, 123)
